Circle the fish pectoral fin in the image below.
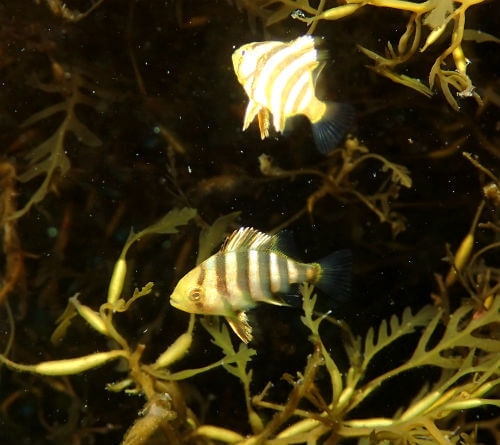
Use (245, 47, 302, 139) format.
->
(226, 311, 253, 343)
(243, 100, 261, 132)
(257, 108, 270, 139)
(261, 295, 291, 307)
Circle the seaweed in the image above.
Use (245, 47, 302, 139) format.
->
(11, 66, 109, 220)
(259, 136, 412, 236)
(2, 192, 500, 443)
(1, 2, 499, 444)
(232, 0, 499, 110)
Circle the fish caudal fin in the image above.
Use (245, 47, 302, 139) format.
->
(315, 249, 352, 300)
(312, 102, 354, 154)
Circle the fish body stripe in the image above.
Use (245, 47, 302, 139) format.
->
(287, 259, 308, 283)
(224, 251, 239, 301)
(235, 251, 253, 305)
(197, 262, 206, 286)
(256, 250, 272, 301)
(284, 70, 310, 117)
(266, 44, 313, 107)
(203, 256, 222, 301)
(215, 253, 227, 297)
(248, 250, 263, 300)
(253, 41, 312, 113)
(269, 252, 281, 292)
(252, 43, 293, 104)
(298, 88, 317, 119)
(270, 49, 317, 131)
(278, 253, 290, 292)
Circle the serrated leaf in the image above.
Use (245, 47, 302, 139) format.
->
(362, 305, 436, 369)
(11, 70, 108, 220)
(21, 102, 67, 127)
(136, 208, 197, 239)
(381, 162, 412, 188)
(197, 211, 241, 265)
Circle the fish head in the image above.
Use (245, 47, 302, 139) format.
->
(232, 43, 259, 84)
(169, 265, 226, 315)
(232, 41, 281, 85)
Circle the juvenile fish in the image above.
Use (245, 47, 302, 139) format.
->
(232, 35, 353, 154)
(170, 227, 351, 342)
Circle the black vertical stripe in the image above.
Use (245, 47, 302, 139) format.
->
(258, 251, 272, 298)
(236, 251, 251, 297)
(215, 254, 227, 296)
(197, 263, 206, 286)
(278, 255, 289, 292)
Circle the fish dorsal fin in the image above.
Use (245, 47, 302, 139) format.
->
(220, 227, 274, 252)
(226, 311, 253, 343)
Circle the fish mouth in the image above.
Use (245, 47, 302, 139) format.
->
(169, 296, 182, 310)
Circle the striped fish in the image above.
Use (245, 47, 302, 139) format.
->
(170, 227, 351, 342)
(232, 35, 353, 154)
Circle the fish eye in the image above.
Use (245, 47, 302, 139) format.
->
(189, 287, 203, 301)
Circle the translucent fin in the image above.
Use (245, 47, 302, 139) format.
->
(226, 311, 252, 343)
(243, 100, 261, 131)
(315, 249, 352, 300)
(220, 227, 275, 252)
(257, 108, 270, 139)
(311, 102, 354, 154)
(272, 229, 300, 258)
(257, 294, 290, 306)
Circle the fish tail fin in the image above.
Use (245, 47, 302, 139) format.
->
(314, 249, 352, 300)
(311, 102, 354, 154)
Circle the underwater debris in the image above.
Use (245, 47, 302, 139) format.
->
(36, 0, 105, 22)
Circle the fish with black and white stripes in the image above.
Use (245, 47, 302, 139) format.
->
(232, 35, 354, 154)
(170, 227, 351, 342)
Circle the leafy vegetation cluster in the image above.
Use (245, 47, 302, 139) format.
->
(232, 0, 498, 110)
(0, 1, 499, 444)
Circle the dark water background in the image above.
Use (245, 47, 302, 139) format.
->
(0, 0, 499, 444)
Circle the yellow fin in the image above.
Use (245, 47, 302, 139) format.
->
(243, 100, 261, 131)
(226, 311, 252, 343)
(220, 227, 275, 253)
(257, 108, 270, 139)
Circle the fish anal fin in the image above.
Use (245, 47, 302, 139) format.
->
(243, 100, 261, 131)
(220, 227, 275, 253)
(258, 108, 270, 139)
(226, 311, 253, 343)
